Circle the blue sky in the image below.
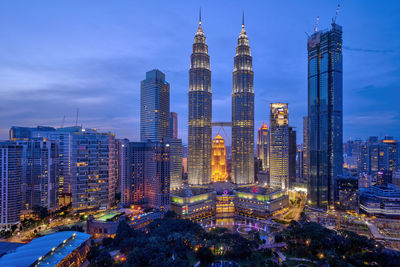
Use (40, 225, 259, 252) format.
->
(0, 0, 399, 144)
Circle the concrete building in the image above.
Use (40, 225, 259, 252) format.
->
(0, 142, 23, 230)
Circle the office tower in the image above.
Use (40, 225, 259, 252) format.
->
(381, 136, 397, 173)
(169, 112, 178, 139)
(360, 141, 369, 173)
(140, 69, 170, 142)
(168, 138, 183, 189)
(18, 139, 58, 211)
(128, 141, 170, 211)
(288, 127, 297, 187)
(269, 103, 289, 190)
(257, 123, 269, 172)
(211, 134, 228, 182)
(376, 170, 392, 186)
(368, 137, 379, 174)
(117, 139, 130, 205)
(188, 13, 212, 185)
(307, 21, 343, 208)
(302, 116, 309, 181)
(231, 15, 254, 185)
(0, 142, 22, 230)
(296, 145, 303, 180)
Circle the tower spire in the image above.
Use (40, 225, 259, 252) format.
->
(199, 7, 202, 25)
(242, 10, 245, 28)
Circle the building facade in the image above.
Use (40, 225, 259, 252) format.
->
(302, 116, 309, 181)
(269, 103, 289, 190)
(0, 143, 22, 229)
(307, 22, 343, 209)
(169, 112, 178, 139)
(257, 123, 269, 173)
(231, 19, 254, 185)
(288, 127, 297, 187)
(188, 16, 212, 185)
(140, 69, 170, 142)
(211, 134, 229, 182)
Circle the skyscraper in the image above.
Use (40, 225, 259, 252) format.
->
(0, 142, 22, 230)
(17, 139, 58, 211)
(231, 15, 254, 185)
(117, 139, 130, 205)
(169, 112, 178, 139)
(269, 103, 289, 190)
(127, 141, 170, 211)
(211, 134, 228, 182)
(140, 69, 170, 142)
(257, 123, 269, 172)
(288, 127, 297, 187)
(302, 116, 309, 181)
(307, 21, 343, 209)
(168, 138, 183, 189)
(188, 12, 212, 185)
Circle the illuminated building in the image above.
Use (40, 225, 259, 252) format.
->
(140, 69, 170, 142)
(211, 134, 228, 182)
(289, 126, 297, 187)
(296, 145, 303, 180)
(168, 138, 183, 189)
(360, 184, 400, 218)
(128, 141, 170, 211)
(231, 14, 254, 185)
(169, 112, 178, 139)
(28, 127, 116, 212)
(269, 103, 289, 190)
(235, 186, 289, 220)
(302, 116, 309, 181)
(188, 11, 212, 185)
(0, 142, 22, 230)
(171, 187, 215, 222)
(17, 139, 58, 211)
(0, 231, 91, 266)
(307, 21, 343, 209)
(117, 139, 130, 205)
(257, 123, 269, 172)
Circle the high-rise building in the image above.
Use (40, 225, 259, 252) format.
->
(127, 141, 170, 211)
(168, 138, 183, 189)
(0, 142, 22, 230)
(17, 139, 58, 211)
(27, 126, 116, 212)
(231, 16, 254, 185)
(296, 145, 303, 180)
(140, 69, 170, 142)
(269, 103, 289, 190)
(288, 127, 297, 187)
(188, 14, 212, 185)
(117, 139, 130, 206)
(169, 112, 178, 139)
(211, 134, 228, 182)
(257, 123, 269, 173)
(307, 21, 343, 209)
(302, 116, 309, 181)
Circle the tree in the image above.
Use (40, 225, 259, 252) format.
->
(196, 247, 214, 267)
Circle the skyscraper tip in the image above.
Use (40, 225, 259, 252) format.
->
(242, 10, 245, 28)
(199, 7, 202, 25)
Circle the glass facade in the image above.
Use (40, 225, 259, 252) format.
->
(232, 24, 254, 185)
(188, 20, 212, 185)
(140, 69, 170, 142)
(307, 23, 343, 209)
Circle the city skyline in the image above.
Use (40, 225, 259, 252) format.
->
(1, 1, 400, 144)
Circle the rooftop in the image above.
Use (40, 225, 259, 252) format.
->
(0, 231, 91, 267)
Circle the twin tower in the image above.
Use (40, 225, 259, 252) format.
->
(188, 12, 254, 185)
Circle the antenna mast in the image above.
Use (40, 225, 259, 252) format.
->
(75, 108, 79, 126)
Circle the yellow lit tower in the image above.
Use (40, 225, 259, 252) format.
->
(212, 134, 228, 182)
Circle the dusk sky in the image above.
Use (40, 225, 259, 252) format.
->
(0, 0, 399, 144)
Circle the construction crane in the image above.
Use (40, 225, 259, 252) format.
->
(314, 16, 319, 32)
(333, 4, 340, 24)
